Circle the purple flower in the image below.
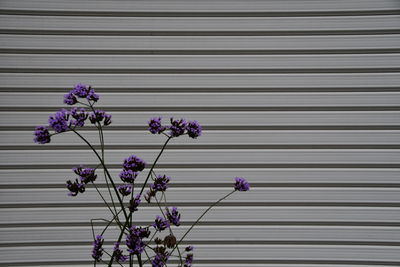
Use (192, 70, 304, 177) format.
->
(64, 91, 77, 105)
(72, 83, 91, 98)
(129, 194, 141, 212)
(66, 178, 85, 196)
(87, 88, 99, 102)
(152, 216, 170, 232)
(126, 226, 150, 255)
(119, 169, 138, 183)
(234, 177, 250, 192)
(166, 207, 181, 226)
(118, 184, 133, 196)
(113, 242, 128, 263)
(186, 120, 202, 139)
(148, 117, 166, 134)
(123, 155, 146, 172)
(33, 126, 51, 144)
(89, 110, 105, 124)
(184, 253, 193, 267)
(185, 246, 194, 252)
(48, 109, 69, 133)
(92, 235, 104, 262)
(70, 107, 88, 127)
(152, 253, 169, 267)
(151, 175, 170, 192)
(104, 114, 112, 126)
(168, 118, 187, 137)
(73, 166, 97, 184)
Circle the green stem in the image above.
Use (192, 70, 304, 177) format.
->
(71, 128, 129, 221)
(108, 136, 172, 266)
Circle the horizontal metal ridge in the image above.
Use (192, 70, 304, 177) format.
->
(1, 9, 400, 17)
(2, 144, 399, 150)
(1, 67, 400, 74)
(1, 164, 399, 170)
(2, 29, 400, 36)
(2, 48, 400, 55)
(2, 202, 400, 209)
(4, 240, 400, 247)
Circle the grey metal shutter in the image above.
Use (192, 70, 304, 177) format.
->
(0, 0, 399, 266)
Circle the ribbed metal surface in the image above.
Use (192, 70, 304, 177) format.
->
(0, 0, 399, 266)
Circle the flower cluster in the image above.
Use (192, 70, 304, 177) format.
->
(126, 226, 150, 255)
(234, 177, 250, 192)
(148, 117, 202, 139)
(64, 83, 99, 105)
(113, 242, 128, 263)
(66, 166, 97, 196)
(33, 84, 252, 267)
(92, 235, 104, 262)
(166, 207, 181, 226)
(33, 83, 107, 145)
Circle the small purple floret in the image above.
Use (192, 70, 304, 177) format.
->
(117, 184, 133, 196)
(126, 226, 150, 255)
(185, 245, 194, 252)
(186, 120, 202, 139)
(87, 88, 99, 102)
(184, 253, 193, 267)
(148, 117, 166, 134)
(234, 177, 250, 192)
(91, 235, 104, 262)
(152, 215, 170, 232)
(63, 91, 77, 105)
(168, 117, 187, 137)
(113, 242, 128, 263)
(151, 175, 170, 192)
(152, 253, 169, 267)
(33, 126, 51, 144)
(123, 155, 146, 172)
(129, 194, 141, 212)
(48, 109, 69, 133)
(166, 207, 181, 226)
(70, 107, 88, 127)
(66, 179, 85, 196)
(72, 83, 91, 98)
(119, 169, 138, 183)
(73, 166, 97, 184)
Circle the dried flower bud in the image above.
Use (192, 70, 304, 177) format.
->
(163, 234, 177, 248)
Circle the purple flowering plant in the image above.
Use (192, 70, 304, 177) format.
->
(33, 83, 250, 267)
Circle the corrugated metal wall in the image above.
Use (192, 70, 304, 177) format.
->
(0, 0, 400, 266)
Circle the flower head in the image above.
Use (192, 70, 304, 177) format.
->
(92, 235, 104, 262)
(185, 246, 194, 252)
(118, 184, 132, 196)
(129, 194, 141, 212)
(103, 114, 112, 126)
(64, 91, 77, 105)
(87, 88, 99, 102)
(123, 155, 146, 172)
(70, 107, 88, 127)
(152, 253, 169, 267)
(166, 207, 181, 226)
(119, 169, 138, 183)
(72, 83, 91, 98)
(151, 175, 170, 192)
(113, 242, 128, 263)
(184, 253, 193, 267)
(152, 216, 170, 232)
(168, 118, 187, 137)
(66, 178, 85, 196)
(73, 166, 97, 184)
(148, 117, 166, 134)
(186, 120, 202, 139)
(126, 226, 150, 255)
(234, 177, 250, 192)
(33, 126, 51, 144)
(48, 109, 69, 133)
